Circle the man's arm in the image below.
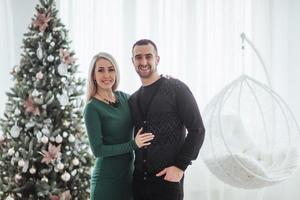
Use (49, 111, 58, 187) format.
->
(173, 79, 205, 171)
(156, 79, 205, 181)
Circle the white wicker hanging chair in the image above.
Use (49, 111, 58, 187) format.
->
(202, 33, 300, 189)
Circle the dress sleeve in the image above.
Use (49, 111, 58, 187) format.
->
(84, 103, 138, 158)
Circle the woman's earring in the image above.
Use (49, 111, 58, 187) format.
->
(94, 80, 97, 84)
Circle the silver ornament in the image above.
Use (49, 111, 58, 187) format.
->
(47, 55, 54, 62)
(58, 63, 68, 76)
(68, 134, 75, 143)
(41, 136, 48, 144)
(37, 42, 44, 60)
(41, 176, 48, 182)
(36, 71, 44, 80)
(32, 89, 40, 97)
(57, 162, 64, 171)
(63, 131, 68, 138)
(61, 171, 71, 182)
(10, 124, 21, 138)
(41, 127, 50, 135)
(72, 158, 80, 166)
(71, 169, 77, 176)
(50, 136, 55, 142)
(36, 131, 42, 141)
(8, 148, 15, 156)
(14, 65, 21, 73)
(14, 108, 21, 115)
(25, 121, 35, 129)
(58, 93, 69, 107)
(29, 166, 36, 174)
(55, 135, 63, 143)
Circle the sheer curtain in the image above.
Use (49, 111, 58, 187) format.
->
(56, 0, 275, 103)
(56, 0, 300, 200)
(0, 0, 36, 117)
(0, 0, 14, 116)
(0, 0, 295, 199)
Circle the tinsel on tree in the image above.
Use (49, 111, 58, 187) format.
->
(0, 0, 93, 199)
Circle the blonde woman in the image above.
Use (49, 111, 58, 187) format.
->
(84, 52, 154, 200)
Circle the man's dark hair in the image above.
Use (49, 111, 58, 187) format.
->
(132, 39, 158, 54)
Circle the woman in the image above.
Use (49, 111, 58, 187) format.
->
(84, 52, 154, 200)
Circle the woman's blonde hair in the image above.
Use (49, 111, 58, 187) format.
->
(86, 52, 120, 103)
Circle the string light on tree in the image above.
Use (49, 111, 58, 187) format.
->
(0, 1, 92, 199)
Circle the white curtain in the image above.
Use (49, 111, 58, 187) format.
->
(56, 0, 300, 200)
(0, 0, 14, 116)
(1, 0, 299, 199)
(57, 0, 272, 102)
(0, 0, 36, 117)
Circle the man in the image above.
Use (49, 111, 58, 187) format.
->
(128, 39, 205, 200)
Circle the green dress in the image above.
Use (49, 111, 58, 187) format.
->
(84, 91, 138, 200)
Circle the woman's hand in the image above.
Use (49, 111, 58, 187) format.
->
(135, 128, 154, 148)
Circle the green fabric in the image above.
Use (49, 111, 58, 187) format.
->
(84, 91, 137, 200)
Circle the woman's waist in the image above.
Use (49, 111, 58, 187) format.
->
(92, 164, 133, 182)
(93, 155, 133, 173)
(95, 152, 134, 163)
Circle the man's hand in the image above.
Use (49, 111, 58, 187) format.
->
(156, 166, 184, 182)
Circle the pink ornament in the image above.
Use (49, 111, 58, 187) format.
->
(41, 143, 62, 164)
(49, 195, 60, 200)
(61, 190, 72, 200)
(32, 12, 52, 32)
(36, 71, 44, 80)
(59, 48, 76, 64)
(23, 94, 40, 116)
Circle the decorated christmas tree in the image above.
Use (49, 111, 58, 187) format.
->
(0, 0, 93, 199)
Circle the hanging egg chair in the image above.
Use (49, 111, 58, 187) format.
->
(202, 33, 300, 189)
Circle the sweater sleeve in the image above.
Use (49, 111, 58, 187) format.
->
(84, 103, 138, 158)
(173, 80, 205, 171)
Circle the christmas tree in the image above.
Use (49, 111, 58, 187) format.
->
(0, 0, 93, 199)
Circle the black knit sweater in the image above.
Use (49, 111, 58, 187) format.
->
(129, 77, 205, 174)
